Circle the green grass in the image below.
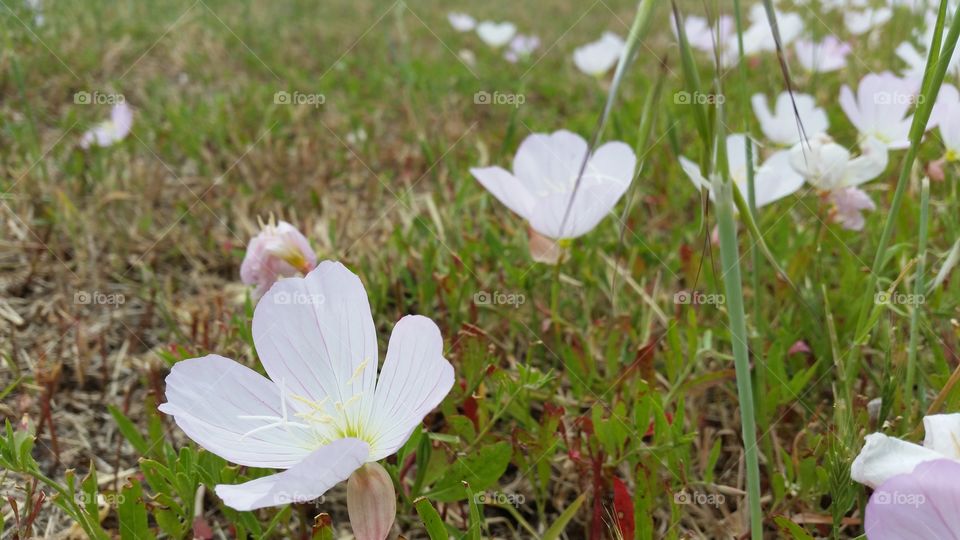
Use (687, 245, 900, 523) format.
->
(2, 0, 960, 538)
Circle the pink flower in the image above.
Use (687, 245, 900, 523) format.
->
(829, 187, 875, 231)
(80, 102, 133, 148)
(864, 459, 960, 539)
(240, 220, 317, 297)
(794, 36, 851, 73)
(159, 262, 454, 538)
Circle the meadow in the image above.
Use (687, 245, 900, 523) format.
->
(2, 0, 960, 538)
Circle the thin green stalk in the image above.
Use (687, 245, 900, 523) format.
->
(714, 93, 762, 540)
(907, 177, 931, 412)
(856, 0, 960, 337)
(713, 174, 763, 540)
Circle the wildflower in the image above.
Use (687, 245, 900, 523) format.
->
(794, 36, 851, 73)
(932, 84, 960, 160)
(240, 219, 317, 297)
(673, 14, 734, 56)
(79, 102, 133, 148)
(573, 32, 625, 77)
(788, 134, 888, 230)
(160, 261, 454, 539)
(469, 130, 635, 263)
(736, 4, 804, 58)
(476, 21, 516, 48)
(851, 413, 960, 488)
(504, 34, 539, 63)
(751, 92, 829, 146)
(448, 12, 475, 32)
(844, 7, 892, 36)
(839, 72, 918, 149)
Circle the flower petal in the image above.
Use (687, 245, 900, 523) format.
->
(215, 438, 368, 511)
(253, 261, 379, 431)
(851, 433, 945, 488)
(469, 166, 535, 221)
(865, 459, 960, 540)
(755, 150, 804, 207)
(922, 413, 960, 459)
(368, 315, 454, 461)
(158, 355, 315, 468)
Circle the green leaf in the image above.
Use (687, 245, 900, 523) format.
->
(109, 405, 150, 456)
(414, 497, 448, 540)
(542, 493, 587, 540)
(118, 478, 154, 540)
(773, 516, 815, 540)
(428, 442, 512, 502)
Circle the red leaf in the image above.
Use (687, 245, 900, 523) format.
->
(613, 477, 635, 539)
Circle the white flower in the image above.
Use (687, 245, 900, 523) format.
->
(79, 102, 133, 148)
(674, 15, 734, 55)
(735, 4, 804, 59)
(679, 133, 804, 208)
(448, 12, 475, 32)
(751, 92, 829, 146)
(844, 8, 892, 36)
(852, 413, 960, 488)
(160, 261, 454, 518)
(573, 32, 625, 76)
(839, 72, 919, 149)
(933, 84, 960, 159)
(476, 21, 516, 48)
(794, 36, 851, 73)
(469, 130, 636, 243)
(788, 134, 888, 230)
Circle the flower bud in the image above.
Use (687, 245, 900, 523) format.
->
(347, 462, 396, 540)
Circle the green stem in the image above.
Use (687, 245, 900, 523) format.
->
(714, 175, 763, 539)
(907, 178, 930, 412)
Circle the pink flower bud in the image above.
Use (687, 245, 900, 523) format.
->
(240, 219, 317, 297)
(347, 463, 396, 540)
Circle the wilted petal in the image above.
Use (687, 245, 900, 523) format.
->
(158, 355, 317, 468)
(368, 316, 454, 460)
(215, 438, 368, 511)
(844, 136, 889, 187)
(830, 187, 875, 231)
(865, 459, 960, 540)
(252, 262, 379, 434)
(528, 228, 562, 264)
(347, 462, 397, 540)
(240, 220, 317, 296)
(851, 433, 945, 488)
